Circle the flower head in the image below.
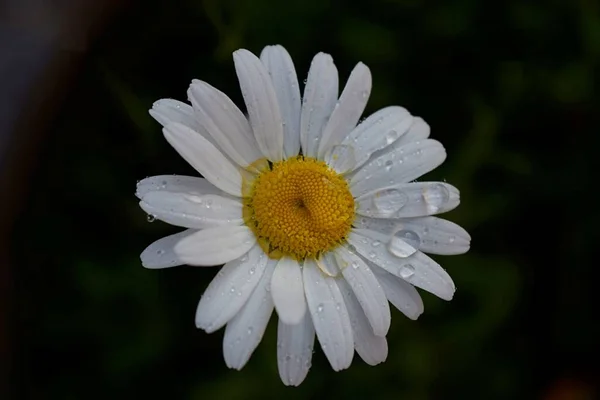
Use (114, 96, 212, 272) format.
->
(137, 45, 470, 386)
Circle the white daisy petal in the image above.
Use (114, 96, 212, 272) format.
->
(355, 182, 460, 219)
(260, 45, 301, 159)
(341, 106, 413, 172)
(277, 312, 316, 387)
(365, 117, 432, 166)
(335, 246, 391, 336)
(300, 53, 339, 158)
(350, 139, 447, 198)
(139, 192, 243, 229)
(223, 259, 275, 370)
(195, 245, 268, 333)
(233, 49, 284, 161)
(317, 62, 371, 159)
(389, 116, 430, 147)
(163, 123, 242, 197)
(370, 264, 424, 320)
(187, 80, 264, 169)
(140, 229, 196, 269)
(135, 175, 227, 200)
(324, 144, 357, 174)
(302, 259, 354, 371)
(353, 215, 469, 255)
(337, 278, 388, 366)
(271, 257, 306, 325)
(348, 229, 455, 301)
(174, 225, 256, 267)
(149, 99, 202, 132)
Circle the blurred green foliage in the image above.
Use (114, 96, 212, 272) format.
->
(12, 0, 599, 399)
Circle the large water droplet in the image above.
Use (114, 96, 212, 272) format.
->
(372, 188, 408, 216)
(399, 264, 415, 279)
(325, 144, 356, 173)
(423, 184, 450, 213)
(388, 229, 420, 258)
(384, 129, 399, 145)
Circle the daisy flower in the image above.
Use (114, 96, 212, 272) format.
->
(136, 45, 470, 386)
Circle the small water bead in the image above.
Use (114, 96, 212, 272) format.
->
(372, 188, 408, 216)
(146, 214, 156, 222)
(230, 286, 236, 293)
(385, 129, 399, 145)
(385, 160, 393, 171)
(247, 327, 254, 335)
(317, 303, 324, 313)
(399, 264, 415, 279)
(388, 229, 420, 258)
(423, 184, 450, 213)
(156, 249, 165, 255)
(372, 240, 381, 247)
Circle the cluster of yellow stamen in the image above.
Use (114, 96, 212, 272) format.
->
(243, 157, 355, 260)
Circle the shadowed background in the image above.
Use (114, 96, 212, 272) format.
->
(2, 0, 599, 399)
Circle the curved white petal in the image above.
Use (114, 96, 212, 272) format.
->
(368, 116, 431, 162)
(277, 312, 315, 387)
(341, 106, 413, 172)
(163, 123, 242, 197)
(223, 259, 275, 370)
(174, 225, 256, 266)
(260, 45, 301, 159)
(271, 258, 306, 325)
(300, 53, 339, 158)
(140, 229, 196, 269)
(350, 139, 447, 198)
(149, 99, 202, 132)
(353, 215, 469, 255)
(136, 175, 227, 200)
(370, 264, 424, 320)
(337, 278, 388, 365)
(187, 80, 264, 169)
(317, 62, 371, 159)
(233, 49, 284, 162)
(302, 259, 353, 371)
(335, 246, 390, 336)
(195, 245, 268, 333)
(347, 229, 455, 301)
(139, 192, 243, 229)
(354, 182, 460, 219)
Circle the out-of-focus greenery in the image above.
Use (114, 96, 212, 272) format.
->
(12, 0, 599, 399)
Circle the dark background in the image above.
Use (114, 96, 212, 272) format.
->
(2, 0, 598, 399)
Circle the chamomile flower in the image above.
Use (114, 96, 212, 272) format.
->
(137, 45, 470, 386)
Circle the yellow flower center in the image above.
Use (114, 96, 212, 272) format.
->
(243, 157, 355, 260)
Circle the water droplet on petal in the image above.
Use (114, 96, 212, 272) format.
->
(247, 327, 254, 335)
(372, 240, 381, 247)
(399, 264, 415, 279)
(372, 188, 408, 216)
(317, 303, 324, 313)
(388, 230, 420, 258)
(156, 249, 165, 255)
(146, 214, 156, 222)
(423, 184, 450, 213)
(384, 129, 399, 145)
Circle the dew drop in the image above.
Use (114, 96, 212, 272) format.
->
(399, 264, 415, 279)
(388, 230, 420, 258)
(372, 188, 408, 216)
(423, 184, 450, 213)
(230, 286, 236, 294)
(372, 240, 381, 247)
(351, 261, 360, 269)
(146, 214, 156, 222)
(317, 303, 324, 313)
(247, 327, 254, 335)
(449, 236, 456, 243)
(156, 249, 165, 255)
(384, 130, 399, 145)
